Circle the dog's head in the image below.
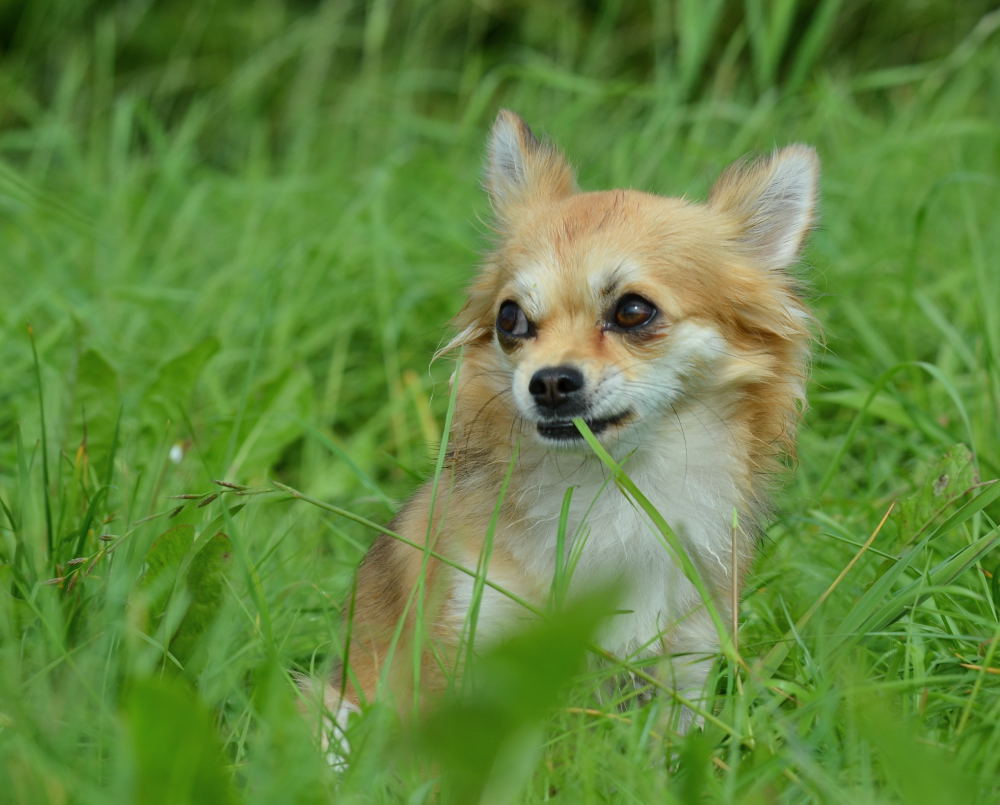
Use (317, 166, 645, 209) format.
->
(449, 110, 817, 456)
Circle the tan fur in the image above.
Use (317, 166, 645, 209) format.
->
(316, 111, 818, 751)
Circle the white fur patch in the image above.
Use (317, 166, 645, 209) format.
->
(509, 403, 740, 656)
(321, 697, 359, 772)
(448, 407, 739, 678)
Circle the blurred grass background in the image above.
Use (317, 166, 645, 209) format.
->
(1, 1, 999, 802)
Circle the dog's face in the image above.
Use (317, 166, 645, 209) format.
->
(450, 111, 817, 452)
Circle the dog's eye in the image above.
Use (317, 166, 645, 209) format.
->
(496, 300, 533, 337)
(612, 294, 657, 329)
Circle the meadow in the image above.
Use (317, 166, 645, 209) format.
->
(1, 2, 999, 802)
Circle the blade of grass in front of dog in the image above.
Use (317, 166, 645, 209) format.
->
(461, 440, 519, 677)
(417, 584, 621, 804)
(550, 485, 574, 608)
(408, 349, 463, 713)
(572, 418, 736, 661)
(271, 481, 543, 619)
(127, 676, 238, 805)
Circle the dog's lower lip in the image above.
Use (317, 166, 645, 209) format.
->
(536, 411, 632, 440)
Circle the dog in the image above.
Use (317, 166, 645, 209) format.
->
(312, 110, 817, 763)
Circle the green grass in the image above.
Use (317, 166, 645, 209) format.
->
(2, 1, 999, 802)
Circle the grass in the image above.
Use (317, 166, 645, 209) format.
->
(1, 1, 999, 802)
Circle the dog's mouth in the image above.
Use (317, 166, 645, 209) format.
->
(536, 410, 633, 441)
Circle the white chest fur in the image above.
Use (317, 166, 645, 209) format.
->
(446, 407, 743, 658)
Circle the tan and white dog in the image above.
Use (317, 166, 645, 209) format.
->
(316, 110, 817, 760)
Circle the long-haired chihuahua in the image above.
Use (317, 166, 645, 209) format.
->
(312, 110, 817, 763)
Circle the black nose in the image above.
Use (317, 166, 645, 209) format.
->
(529, 365, 585, 413)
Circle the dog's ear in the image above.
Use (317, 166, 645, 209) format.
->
(709, 145, 819, 271)
(485, 110, 576, 220)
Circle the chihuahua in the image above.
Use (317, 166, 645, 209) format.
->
(314, 110, 817, 760)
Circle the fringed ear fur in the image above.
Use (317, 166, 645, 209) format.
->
(709, 145, 819, 271)
(484, 109, 576, 220)
(433, 322, 488, 363)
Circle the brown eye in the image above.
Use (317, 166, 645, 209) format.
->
(612, 294, 657, 330)
(497, 300, 533, 337)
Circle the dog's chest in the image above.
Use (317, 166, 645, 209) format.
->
(451, 419, 741, 655)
